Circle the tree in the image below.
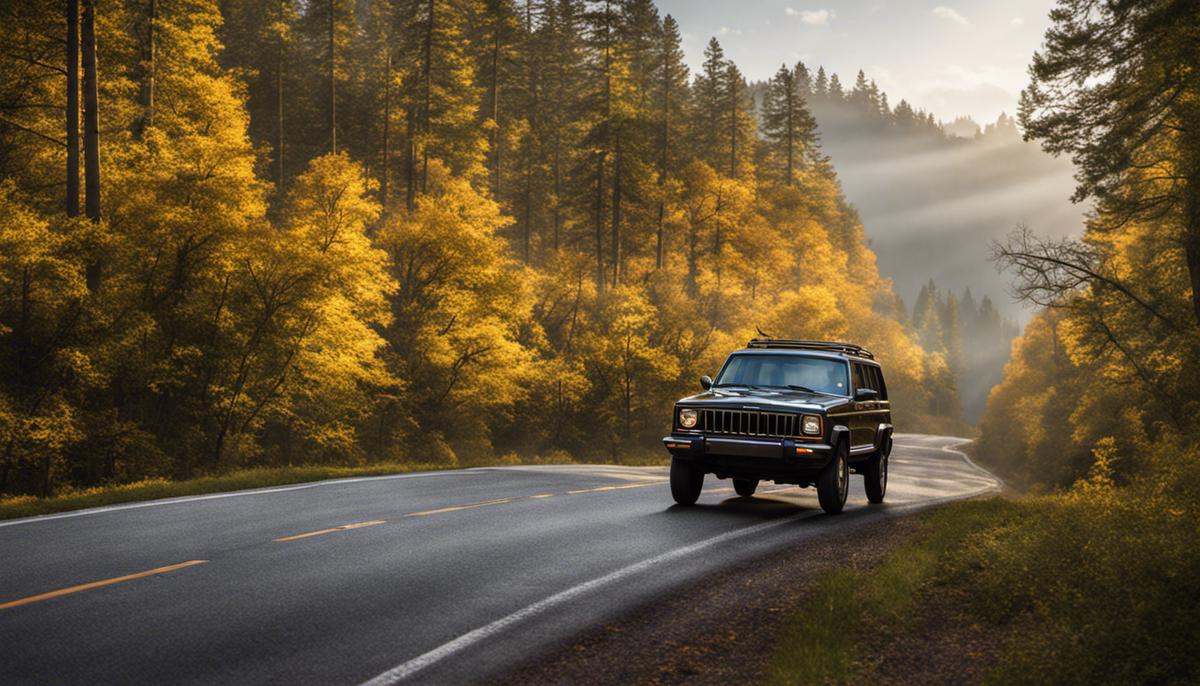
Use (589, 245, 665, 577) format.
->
(1019, 0, 1200, 326)
(66, 0, 79, 217)
(761, 63, 818, 186)
(690, 38, 728, 173)
(827, 72, 843, 100)
(651, 14, 688, 268)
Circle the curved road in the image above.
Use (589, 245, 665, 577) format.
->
(0, 435, 999, 685)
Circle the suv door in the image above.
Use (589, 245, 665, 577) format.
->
(850, 363, 875, 448)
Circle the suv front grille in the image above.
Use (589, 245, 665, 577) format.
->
(700, 409, 800, 438)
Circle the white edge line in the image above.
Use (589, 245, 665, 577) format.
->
(358, 511, 820, 685)
(360, 436, 1004, 685)
(0, 469, 489, 528)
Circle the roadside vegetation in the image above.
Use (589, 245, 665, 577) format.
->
(774, 0, 1200, 680)
(770, 470, 1200, 684)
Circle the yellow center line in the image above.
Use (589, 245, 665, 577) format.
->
(273, 519, 386, 542)
(566, 481, 664, 495)
(0, 560, 208, 611)
(404, 498, 513, 517)
(403, 481, 666, 519)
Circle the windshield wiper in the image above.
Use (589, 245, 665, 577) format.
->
(714, 383, 761, 390)
(783, 384, 840, 396)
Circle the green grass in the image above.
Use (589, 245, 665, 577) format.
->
(767, 488, 1200, 685)
(766, 498, 1019, 684)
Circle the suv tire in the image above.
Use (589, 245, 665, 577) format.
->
(733, 478, 758, 497)
(818, 441, 849, 514)
(670, 458, 704, 506)
(864, 436, 891, 504)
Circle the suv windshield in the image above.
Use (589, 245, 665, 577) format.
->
(714, 354, 849, 396)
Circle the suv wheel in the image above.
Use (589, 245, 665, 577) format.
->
(670, 458, 704, 506)
(864, 437, 890, 504)
(733, 478, 758, 497)
(817, 441, 849, 514)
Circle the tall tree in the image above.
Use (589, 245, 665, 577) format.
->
(652, 13, 688, 269)
(761, 63, 817, 186)
(1019, 0, 1200, 327)
(690, 37, 727, 173)
(66, 0, 79, 217)
(81, 0, 100, 226)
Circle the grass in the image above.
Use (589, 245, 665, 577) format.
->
(765, 498, 1019, 684)
(767, 487, 1200, 685)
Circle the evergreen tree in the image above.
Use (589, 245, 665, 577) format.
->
(761, 63, 818, 186)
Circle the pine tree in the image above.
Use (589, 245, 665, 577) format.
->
(1020, 0, 1200, 327)
(651, 13, 688, 269)
(827, 72, 843, 100)
(691, 38, 731, 169)
(761, 63, 818, 186)
(813, 65, 827, 96)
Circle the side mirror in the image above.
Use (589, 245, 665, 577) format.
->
(855, 388, 879, 401)
(700, 375, 713, 390)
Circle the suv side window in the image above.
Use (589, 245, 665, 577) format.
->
(874, 366, 888, 400)
(853, 363, 871, 393)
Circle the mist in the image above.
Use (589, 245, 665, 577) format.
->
(818, 116, 1085, 324)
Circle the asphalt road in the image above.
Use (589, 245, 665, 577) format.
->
(0, 434, 999, 685)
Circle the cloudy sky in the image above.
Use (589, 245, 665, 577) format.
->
(654, 0, 1057, 125)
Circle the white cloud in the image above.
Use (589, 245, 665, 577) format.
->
(1010, 16, 1024, 26)
(717, 25, 742, 36)
(785, 8, 834, 26)
(931, 6, 969, 26)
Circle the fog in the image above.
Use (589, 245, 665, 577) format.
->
(819, 120, 1085, 324)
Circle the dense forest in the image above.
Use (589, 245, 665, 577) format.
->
(974, 0, 1200, 492)
(0, 0, 971, 497)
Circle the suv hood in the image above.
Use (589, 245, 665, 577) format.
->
(677, 387, 848, 412)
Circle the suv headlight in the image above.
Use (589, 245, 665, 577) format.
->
(679, 408, 698, 428)
(801, 414, 822, 436)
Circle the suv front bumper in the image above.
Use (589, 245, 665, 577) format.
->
(663, 434, 834, 483)
(663, 434, 832, 462)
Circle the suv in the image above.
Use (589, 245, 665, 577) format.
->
(663, 339, 893, 514)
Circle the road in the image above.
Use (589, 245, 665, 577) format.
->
(0, 435, 999, 685)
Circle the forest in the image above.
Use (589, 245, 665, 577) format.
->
(973, 0, 1200, 494)
(0, 0, 973, 497)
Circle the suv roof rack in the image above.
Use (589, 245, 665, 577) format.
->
(745, 338, 875, 360)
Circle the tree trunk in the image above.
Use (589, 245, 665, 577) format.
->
(66, 0, 79, 218)
(328, 0, 337, 154)
(404, 107, 416, 210)
(82, 0, 101, 223)
(489, 22, 502, 197)
(136, 0, 156, 137)
(655, 43, 669, 270)
(594, 151, 606, 294)
(419, 0, 434, 193)
(552, 129, 561, 251)
(276, 0, 285, 188)
(381, 48, 392, 209)
(611, 129, 621, 287)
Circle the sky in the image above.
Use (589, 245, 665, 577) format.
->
(653, 0, 1058, 125)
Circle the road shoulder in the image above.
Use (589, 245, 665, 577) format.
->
(494, 513, 922, 686)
